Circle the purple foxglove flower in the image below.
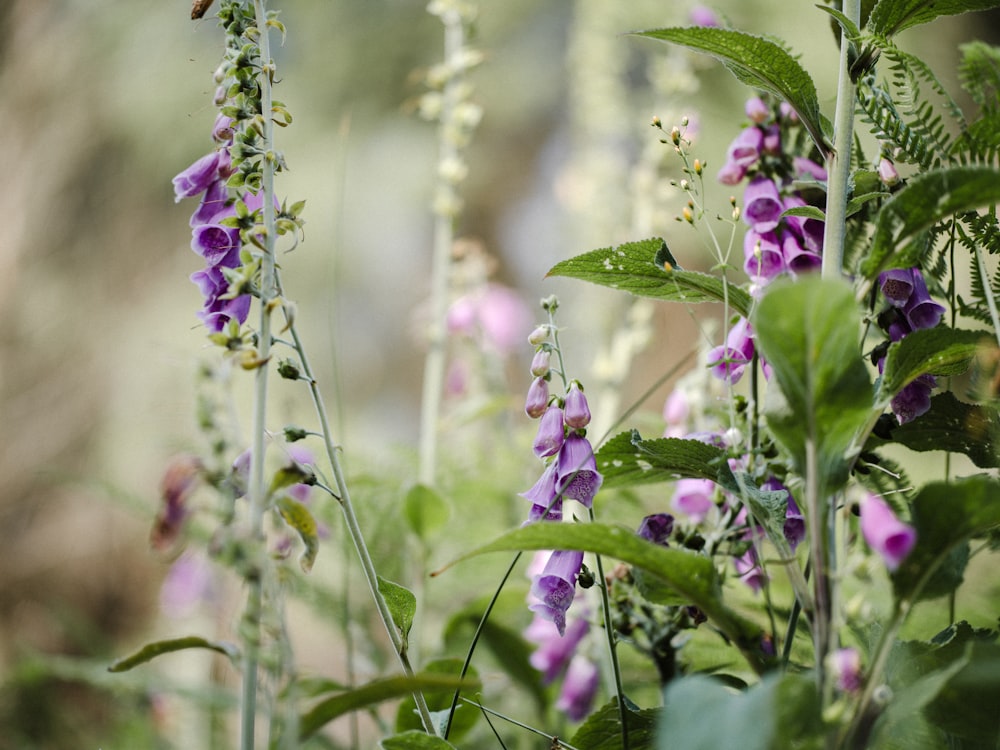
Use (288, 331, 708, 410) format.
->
(781, 195, 825, 255)
(745, 97, 769, 124)
(879, 268, 915, 308)
(762, 123, 781, 155)
(555, 654, 600, 721)
(743, 230, 785, 282)
(563, 384, 592, 429)
(762, 477, 805, 551)
(782, 232, 821, 276)
(160, 552, 215, 618)
(555, 433, 603, 508)
(891, 374, 935, 424)
(173, 151, 221, 201)
(743, 176, 783, 232)
(637, 513, 674, 546)
(191, 223, 241, 266)
(734, 547, 767, 592)
(525, 614, 589, 684)
(829, 647, 863, 692)
(190, 179, 230, 226)
(447, 295, 478, 336)
(671, 478, 715, 523)
(793, 157, 828, 182)
(530, 549, 585, 635)
(520, 463, 562, 522)
(525, 376, 549, 418)
(199, 292, 251, 333)
(530, 348, 551, 377)
(212, 114, 235, 143)
(707, 316, 756, 383)
(662, 388, 689, 428)
(779, 102, 798, 122)
(878, 156, 900, 187)
(476, 284, 532, 355)
(718, 126, 763, 185)
(860, 493, 916, 571)
(689, 5, 719, 27)
(528, 325, 550, 346)
(534, 406, 566, 458)
(903, 270, 944, 330)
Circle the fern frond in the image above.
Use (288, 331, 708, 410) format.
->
(958, 41, 1000, 110)
(857, 76, 939, 169)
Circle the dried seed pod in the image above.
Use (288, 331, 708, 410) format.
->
(191, 0, 214, 20)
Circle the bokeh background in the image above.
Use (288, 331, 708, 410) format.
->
(1, 1, 998, 747)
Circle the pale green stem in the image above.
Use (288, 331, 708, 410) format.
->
(275, 276, 437, 735)
(804, 439, 831, 694)
(241, 2, 278, 748)
(974, 238, 1000, 350)
(418, 10, 464, 488)
(822, 0, 861, 279)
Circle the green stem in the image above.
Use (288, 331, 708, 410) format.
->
(241, 3, 278, 747)
(822, 0, 860, 279)
(418, 9, 464, 488)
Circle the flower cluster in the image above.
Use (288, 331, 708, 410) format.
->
(875, 267, 945, 423)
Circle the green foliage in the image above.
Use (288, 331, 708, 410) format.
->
(547, 238, 753, 317)
(380, 731, 457, 749)
(107, 636, 240, 673)
(752, 278, 873, 498)
(632, 27, 830, 155)
(878, 327, 988, 398)
(403, 483, 450, 542)
(570, 698, 659, 750)
(377, 576, 417, 652)
(596, 431, 734, 489)
(868, 0, 1000, 36)
(276, 495, 320, 573)
(657, 672, 823, 750)
(394, 659, 479, 740)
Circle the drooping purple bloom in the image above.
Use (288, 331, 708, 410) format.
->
(744, 97, 769, 124)
(743, 176, 784, 232)
(530, 348, 551, 377)
(707, 316, 756, 384)
(190, 179, 231, 226)
(718, 126, 763, 185)
(879, 268, 916, 307)
(524, 614, 589, 684)
(555, 654, 600, 722)
(743, 230, 785, 283)
(173, 151, 221, 201)
(191, 223, 241, 265)
(829, 647, 863, 692)
(792, 157, 828, 182)
(530, 549, 585, 635)
(903, 270, 944, 330)
(782, 232, 821, 276)
(533, 406, 566, 458)
(637, 513, 674, 546)
(860, 493, 916, 571)
(782, 194, 825, 255)
(762, 477, 805, 551)
(734, 547, 766, 592)
(563, 384, 592, 429)
(160, 552, 216, 618)
(555, 433, 603, 508)
(525, 376, 550, 418)
(761, 123, 781, 155)
(891, 373, 935, 424)
(520, 462, 562, 522)
(671, 478, 716, 523)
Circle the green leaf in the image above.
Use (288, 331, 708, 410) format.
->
(633, 27, 830, 155)
(403, 483, 450, 541)
(861, 166, 1000, 278)
(377, 576, 417, 651)
(299, 672, 479, 741)
(781, 205, 827, 222)
(657, 672, 822, 750)
(752, 277, 872, 498)
(571, 697, 659, 750)
(878, 328, 989, 399)
(892, 475, 1000, 603)
(444, 522, 767, 671)
(394, 659, 479, 740)
(596, 431, 735, 489)
(276, 496, 319, 573)
(107, 636, 240, 673)
(875, 391, 1000, 468)
(547, 238, 752, 318)
(869, 0, 1000, 37)
(380, 731, 457, 749)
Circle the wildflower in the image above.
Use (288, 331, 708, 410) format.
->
(877, 156, 900, 187)
(828, 647, 863, 692)
(533, 406, 566, 458)
(173, 152, 221, 201)
(524, 614, 589, 684)
(190, 179, 230, 226)
(859, 493, 916, 571)
(524, 376, 549, 418)
(450, 285, 532, 355)
(782, 232, 821, 276)
(890, 374, 935, 425)
(671, 478, 716, 523)
(744, 97, 769, 124)
(530, 348, 551, 377)
(689, 5, 720, 27)
(792, 157, 828, 182)
(151, 454, 202, 551)
(742, 230, 785, 283)
(555, 654, 600, 721)
(707, 316, 756, 383)
(637, 513, 674, 545)
(743, 176, 783, 232)
(555, 433, 603, 508)
(563, 383, 592, 429)
(782, 194, 825, 255)
(879, 267, 915, 307)
(160, 552, 215, 618)
(662, 388, 690, 438)
(734, 547, 766, 592)
(903, 270, 944, 330)
(718, 126, 763, 185)
(191, 223, 241, 266)
(530, 549, 585, 635)
(520, 462, 562, 522)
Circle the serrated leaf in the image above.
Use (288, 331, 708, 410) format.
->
(876, 391, 1000, 468)
(752, 277, 872, 498)
(377, 576, 417, 650)
(892, 475, 1000, 603)
(380, 731, 457, 749)
(403, 483, 450, 542)
(570, 697, 659, 750)
(878, 328, 988, 399)
(869, 0, 1000, 37)
(634, 27, 830, 155)
(547, 238, 752, 318)
(781, 205, 827, 221)
(444, 523, 768, 671)
(298, 672, 478, 741)
(108, 636, 240, 673)
(394, 659, 479, 740)
(276, 496, 319, 573)
(595, 431, 735, 489)
(861, 166, 1000, 278)
(657, 672, 822, 750)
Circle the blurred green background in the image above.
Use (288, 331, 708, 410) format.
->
(1, 1, 997, 747)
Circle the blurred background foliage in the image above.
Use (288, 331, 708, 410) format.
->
(1, 0, 997, 747)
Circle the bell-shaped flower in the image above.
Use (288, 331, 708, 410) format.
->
(533, 406, 565, 458)
(530, 549, 585, 635)
(563, 383, 591, 429)
(734, 547, 767, 592)
(762, 123, 781, 155)
(637, 513, 674, 546)
(707, 316, 756, 384)
(689, 5, 720, 26)
(793, 157, 828, 182)
(878, 156, 900, 187)
(743, 230, 785, 283)
(782, 232, 821, 276)
(904, 270, 944, 330)
(530, 348, 551, 377)
(743, 176, 783, 232)
(173, 151, 221, 201)
(190, 179, 230, 226)
(891, 373, 935, 424)
(718, 126, 763, 185)
(524, 614, 589, 684)
(192, 223, 241, 266)
(828, 647, 863, 692)
(525, 376, 549, 418)
(520, 463, 562, 522)
(671, 478, 716, 523)
(782, 194, 825, 255)
(555, 433, 603, 508)
(879, 268, 915, 307)
(555, 654, 600, 722)
(745, 97, 769, 124)
(860, 493, 916, 571)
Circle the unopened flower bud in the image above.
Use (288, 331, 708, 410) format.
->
(693, 159, 703, 175)
(682, 206, 694, 224)
(530, 348, 551, 377)
(525, 376, 549, 418)
(651, 115, 662, 128)
(533, 406, 566, 457)
(277, 359, 301, 380)
(670, 126, 681, 146)
(563, 382, 591, 429)
(877, 156, 900, 187)
(528, 325, 550, 346)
